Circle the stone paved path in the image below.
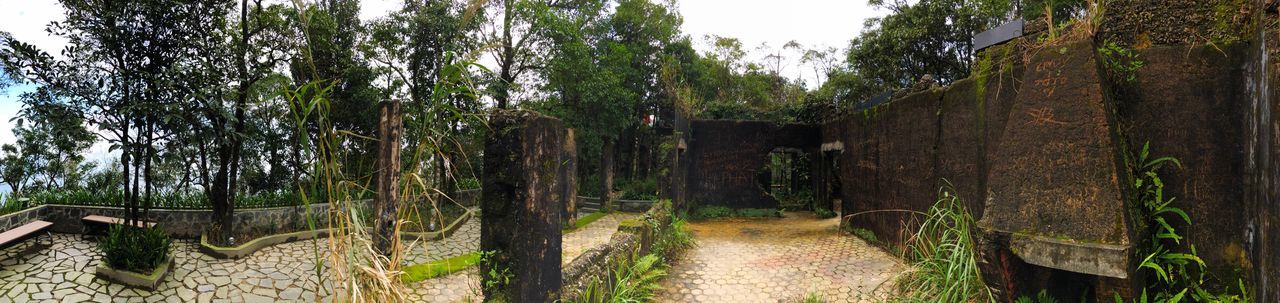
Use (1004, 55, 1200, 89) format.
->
(408, 212, 640, 303)
(656, 212, 905, 303)
(0, 211, 640, 303)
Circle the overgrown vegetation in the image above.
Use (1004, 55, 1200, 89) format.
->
(618, 178, 659, 200)
(1122, 143, 1250, 303)
(890, 182, 992, 303)
(566, 211, 610, 232)
(21, 189, 302, 210)
(98, 225, 172, 274)
(1098, 40, 1144, 83)
(691, 205, 782, 219)
(571, 253, 668, 303)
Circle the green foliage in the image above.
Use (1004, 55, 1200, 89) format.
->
(401, 251, 481, 283)
(1016, 290, 1059, 303)
(0, 193, 28, 216)
(891, 181, 992, 303)
(777, 190, 815, 210)
(571, 253, 668, 303)
(850, 228, 879, 244)
(98, 225, 172, 273)
(619, 178, 658, 200)
(23, 190, 301, 210)
(692, 205, 733, 219)
(800, 292, 827, 303)
(1122, 143, 1251, 303)
(813, 207, 837, 219)
(1098, 40, 1144, 83)
(690, 205, 784, 219)
(457, 177, 481, 190)
(848, 0, 1012, 91)
(479, 250, 515, 300)
(651, 212, 696, 261)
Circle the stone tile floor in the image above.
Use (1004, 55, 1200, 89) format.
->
(408, 212, 641, 303)
(655, 212, 906, 302)
(0, 210, 642, 303)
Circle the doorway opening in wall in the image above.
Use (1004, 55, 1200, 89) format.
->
(822, 150, 842, 214)
(762, 148, 814, 211)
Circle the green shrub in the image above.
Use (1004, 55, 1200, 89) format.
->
(0, 193, 29, 216)
(619, 178, 658, 200)
(98, 225, 172, 273)
(457, 177, 481, 190)
(571, 253, 668, 303)
(1122, 143, 1251, 303)
(890, 181, 991, 303)
(850, 228, 878, 244)
(25, 189, 300, 210)
(652, 214, 696, 261)
(813, 207, 836, 219)
(693, 205, 732, 219)
(735, 208, 781, 218)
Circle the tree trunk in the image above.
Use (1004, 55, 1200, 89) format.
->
(374, 100, 403, 255)
(601, 138, 615, 211)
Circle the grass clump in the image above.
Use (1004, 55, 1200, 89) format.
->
(401, 252, 481, 283)
(890, 181, 991, 303)
(693, 205, 733, 219)
(98, 225, 172, 273)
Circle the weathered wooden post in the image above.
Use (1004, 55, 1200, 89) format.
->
(481, 110, 565, 302)
(373, 100, 402, 255)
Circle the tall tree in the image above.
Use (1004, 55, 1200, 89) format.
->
(0, 0, 231, 223)
(847, 0, 1010, 91)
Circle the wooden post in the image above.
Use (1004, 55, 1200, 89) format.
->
(374, 100, 402, 255)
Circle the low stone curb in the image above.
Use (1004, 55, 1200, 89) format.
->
(198, 229, 332, 259)
(94, 255, 174, 290)
(401, 209, 473, 241)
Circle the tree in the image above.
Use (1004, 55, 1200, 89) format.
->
(482, 0, 559, 109)
(10, 88, 96, 190)
(0, 145, 33, 195)
(846, 0, 1010, 93)
(0, 0, 231, 223)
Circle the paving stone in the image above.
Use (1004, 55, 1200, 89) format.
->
(655, 212, 906, 302)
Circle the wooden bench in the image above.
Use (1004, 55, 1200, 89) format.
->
(81, 215, 157, 237)
(0, 220, 54, 251)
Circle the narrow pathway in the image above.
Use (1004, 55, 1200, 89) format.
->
(656, 212, 905, 302)
(407, 212, 640, 303)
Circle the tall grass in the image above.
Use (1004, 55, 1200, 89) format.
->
(890, 181, 992, 303)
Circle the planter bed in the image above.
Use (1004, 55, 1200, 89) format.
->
(199, 229, 332, 259)
(95, 255, 174, 290)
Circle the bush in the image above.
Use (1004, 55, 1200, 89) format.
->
(25, 189, 300, 210)
(619, 178, 658, 200)
(99, 225, 172, 273)
(693, 205, 733, 219)
(890, 181, 991, 303)
(692, 205, 781, 219)
(652, 213, 696, 260)
(813, 207, 836, 219)
(457, 177, 481, 190)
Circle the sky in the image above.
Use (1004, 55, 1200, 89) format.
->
(0, 0, 887, 165)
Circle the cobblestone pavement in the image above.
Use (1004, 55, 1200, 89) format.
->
(403, 217, 480, 266)
(1, 233, 332, 303)
(656, 212, 906, 303)
(0, 211, 639, 303)
(404, 212, 638, 303)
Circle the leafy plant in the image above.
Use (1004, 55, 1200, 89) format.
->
(1121, 143, 1250, 303)
(98, 225, 172, 273)
(1016, 290, 1059, 303)
(850, 228, 879, 244)
(1098, 40, 1144, 83)
(890, 181, 992, 303)
(651, 209, 696, 261)
(693, 205, 733, 219)
(457, 177, 481, 190)
(813, 207, 836, 219)
(570, 253, 668, 303)
(619, 178, 658, 200)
